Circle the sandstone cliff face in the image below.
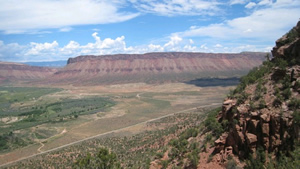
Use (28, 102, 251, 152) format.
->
(48, 52, 265, 85)
(0, 62, 57, 85)
(214, 21, 300, 160)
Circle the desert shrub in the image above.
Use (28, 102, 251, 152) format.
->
(274, 58, 288, 70)
(205, 133, 212, 143)
(233, 63, 270, 97)
(254, 85, 262, 101)
(189, 142, 199, 151)
(180, 128, 198, 140)
(236, 91, 249, 105)
(273, 98, 282, 107)
(249, 101, 256, 111)
(285, 28, 299, 44)
(258, 99, 266, 109)
(155, 152, 164, 159)
(226, 159, 239, 169)
(74, 147, 120, 169)
(244, 147, 265, 169)
(293, 111, 300, 126)
(0, 135, 8, 150)
(288, 98, 300, 110)
(282, 88, 291, 100)
(294, 80, 300, 90)
(204, 111, 223, 137)
(160, 160, 169, 169)
(187, 150, 199, 169)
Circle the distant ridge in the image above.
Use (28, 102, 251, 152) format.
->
(0, 62, 57, 85)
(48, 52, 266, 85)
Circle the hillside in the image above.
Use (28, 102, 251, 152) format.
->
(137, 21, 300, 169)
(209, 21, 300, 168)
(0, 62, 57, 85)
(45, 52, 265, 85)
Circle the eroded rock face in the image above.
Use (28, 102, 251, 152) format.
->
(215, 97, 298, 158)
(46, 52, 266, 85)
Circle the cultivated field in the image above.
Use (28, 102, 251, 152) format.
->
(0, 82, 234, 166)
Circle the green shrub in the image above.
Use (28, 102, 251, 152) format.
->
(274, 58, 288, 70)
(188, 150, 199, 168)
(74, 147, 120, 169)
(294, 80, 300, 90)
(226, 159, 239, 169)
(258, 99, 266, 109)
(273, 98, 282, 107)
(244, 147, 265, 169)
(282, 88, 291, 100)
(156, 152, 164, 159)
(288, 98, 300, 110)
(180, 128, 198, 140)
(293, 111, 300, 126)
(160, 160, 169, 169)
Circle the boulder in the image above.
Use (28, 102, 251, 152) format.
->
(246, 133, 257, 145)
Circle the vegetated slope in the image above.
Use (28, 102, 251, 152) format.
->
(211, 21, 300, 167)
(46, 52, 265, 85)
(0, 62, 57, 85)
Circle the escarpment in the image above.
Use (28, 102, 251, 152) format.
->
(46, 52, 265, 85)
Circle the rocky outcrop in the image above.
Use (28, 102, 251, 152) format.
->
(272, 21, 300, 60)
(47, 52, 265, 85)
(214, 21, 300, 159)
(215, 99, 297, 158)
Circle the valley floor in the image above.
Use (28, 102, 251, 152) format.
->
(0, 82, 233, 167)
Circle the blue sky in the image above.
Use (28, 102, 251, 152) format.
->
(0, 0, 299, 62)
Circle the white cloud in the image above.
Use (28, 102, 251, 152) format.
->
(0, 41, 26, 61)
(215, 44, 223, 48)
(189, 39, 194, 44)
(177, 0, 300, 41)
(230, 0, 248, 5)
(148, 44, 164, 52)
(131, 0, 221, 16)
(245, 2, 257, 8)
(0, 0, 139, 34)
(59, 27, 72, 32)
(25, 41, 59, 56)
(258, 0, 273, 6)
(164, 35, 183, 48)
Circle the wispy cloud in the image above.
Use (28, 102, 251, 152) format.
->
(245, 2, 257, 9)
(131, 0, 222, 16)
(176, 0, 300, 42)
(0, 0, 139, 34)
(59, 27, 73, 32)
(229, 0, 248, 5)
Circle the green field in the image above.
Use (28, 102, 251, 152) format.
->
(0, 87, 115, 152)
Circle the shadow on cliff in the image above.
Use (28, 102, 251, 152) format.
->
(184, 77, 240, 87)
